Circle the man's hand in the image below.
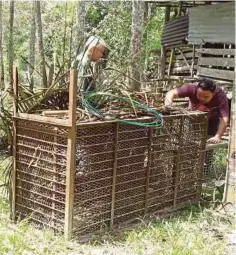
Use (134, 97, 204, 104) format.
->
(207, 134, 222, 144)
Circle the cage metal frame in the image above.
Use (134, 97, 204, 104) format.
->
(12, 68, 208, 239)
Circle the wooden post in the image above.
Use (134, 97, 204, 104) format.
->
(190, 45, 196, 77)
(159, 46, 167, 79)
(168, 48, 175, 77)
(64, 69, 77, 239)
(11, 66, 18, 221)
(223, 78, 236, 205)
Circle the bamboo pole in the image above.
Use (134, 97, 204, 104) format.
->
(64, 69, 77, 239)
(12, 66, 18, 221)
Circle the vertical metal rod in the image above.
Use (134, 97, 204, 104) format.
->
(64, 69, 77, 240)
(173, 116, 184, 208)
(110, 122, 119, 229)
(52, 127, 58, 227)
(196, 114, 209, 200)
(145, 128, 153, 214)
(12, 66, 18, 221)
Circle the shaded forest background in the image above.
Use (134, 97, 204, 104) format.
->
(0, 1, 166, 92)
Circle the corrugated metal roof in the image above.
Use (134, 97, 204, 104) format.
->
(188, 2, 235, 44)
(148, 1, 233, 7)
(161, 15, 189, 48)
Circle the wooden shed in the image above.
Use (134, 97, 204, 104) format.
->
(159, 0, 235, 93)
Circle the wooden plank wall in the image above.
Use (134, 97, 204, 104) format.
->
(197, 46, 235, 82)
(165, 46, 198, 77)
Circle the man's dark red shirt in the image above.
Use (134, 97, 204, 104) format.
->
(177, 83, 229, 135)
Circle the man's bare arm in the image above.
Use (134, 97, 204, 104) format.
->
(207, 116, 229, 143)
(164, 89, 179, 107)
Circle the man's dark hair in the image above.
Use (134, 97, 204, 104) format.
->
(197, 78, 216, 92)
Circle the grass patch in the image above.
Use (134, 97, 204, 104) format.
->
(121, 206, 234, 255)
(0, 158, 235, 255)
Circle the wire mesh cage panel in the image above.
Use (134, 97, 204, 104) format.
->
(73, 113, 208, 235)
(15, 119, 68, 231)
(203, 146, 228, 182)
(14, 112, 207, 237)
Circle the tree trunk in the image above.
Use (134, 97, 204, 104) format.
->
(144, 2, 152, 72)
(129, 0, 145, 91)
(62, 2, 67, 74)
(224, 84, 236, 206)
(35, 1, 47, 88)
(0, 1, 4, 89)
(29, 1, 36, 92)
(76, 1, 86, 53)
(8, 1, 14, 87)
(158, 6, 170, 79)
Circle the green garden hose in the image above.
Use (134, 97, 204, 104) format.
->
(81, 92, 164, 128)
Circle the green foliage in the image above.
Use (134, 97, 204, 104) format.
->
(87, 2, 109, 27)
(95, 1, 133, 68)
(212, 148, 227, 179)
(145, 7, 165, 51)
(1, 1, 165, 86)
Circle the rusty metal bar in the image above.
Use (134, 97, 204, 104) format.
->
(80, 141, 113, 148)
(17, 169, 66, 185)
(110, 123, 119, 228)
(173, 116, 184, 208)
(116, 169, 146, 178)
(17, 135, 68, 148)
(52, 127, 58, 228)
(74, 167, 113, 176)
(74, 184, 113, 195)
(75, 176, 113, 185)
(12, 66, 19, 221)
(145, 128, 153, 214)
(17, 144, 67, 158)
(117, 153, 148, 160)
(16, 161, 66, 176)
(17, 179, 65, 195)
(114, 192, 146, 203)
(16, 125, 68, 138)
(75, 201, 112, 211)
(115, 200, 145, 211)
(147, 199, 174, 210)
(15, 204, 64, 224)
(113, 207, 145, 219)
(16, 195, 65, 214)
(16, 186, 65, 204)
(197, 115, 209, 199)
(115, 185, 146, 194)
(74, 193, 111, 204)
(17, 152, 66, 167)
(15, 113, 70, 127)
(152, 155, 177, 162)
